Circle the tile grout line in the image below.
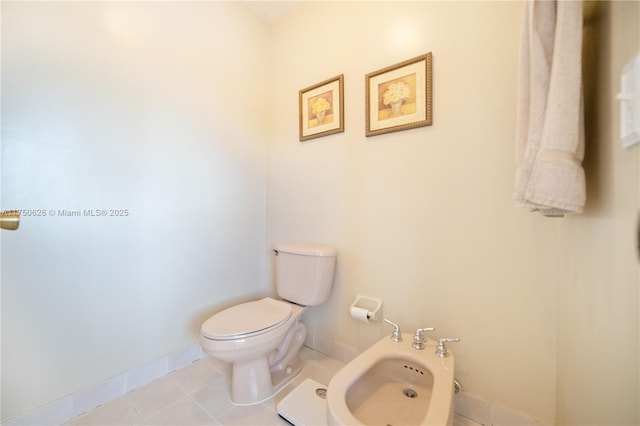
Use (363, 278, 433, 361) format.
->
(166, 364, 226, 425)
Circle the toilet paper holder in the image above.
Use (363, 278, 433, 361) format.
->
(350, 295, 383, 321)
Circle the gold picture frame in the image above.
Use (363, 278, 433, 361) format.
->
(365, 53, 432, 137)
(299, 74, 344, 141)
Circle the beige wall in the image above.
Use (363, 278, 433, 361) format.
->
(556, 1, 640, 425)
(267, 1, 639, 424)
(267, 1, 560, 422)
(1, 2, 270, 421)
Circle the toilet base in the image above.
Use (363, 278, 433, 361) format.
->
(231, 359, 303, 405)
(229, 320, 307, 405)
(271, 359, 303, 396)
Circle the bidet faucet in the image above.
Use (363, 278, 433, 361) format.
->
(383, 318, 402, 342)
(411, 327, 435, 350)
(435, 337, 460, 358)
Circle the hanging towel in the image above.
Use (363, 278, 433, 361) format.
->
(514, 0, 586, 217)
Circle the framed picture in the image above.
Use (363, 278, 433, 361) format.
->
(365, 52, 432, 137)
(299, 74, 344, 141)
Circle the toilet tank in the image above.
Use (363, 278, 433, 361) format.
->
(273, 242, 337, 306)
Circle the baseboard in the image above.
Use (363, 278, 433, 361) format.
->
(2, 343, 206, 426)
(454, 391, 550, 426)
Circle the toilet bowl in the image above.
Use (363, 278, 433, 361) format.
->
(200, 297, 306, 404)
(200, 243, 336, 405)
(327, 333, 455, 426)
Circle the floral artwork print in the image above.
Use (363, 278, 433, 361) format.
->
(377, 74, 417, 121)
(383, 81, 410, 106)
(299, 74, 344, 141)
(311, 96, 330, 115)
(308, 91, 333, 127)
(365, 53, 432, 136)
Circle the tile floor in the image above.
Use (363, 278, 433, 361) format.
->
(64, 346, 477, 426)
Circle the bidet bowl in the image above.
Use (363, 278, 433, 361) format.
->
(327, 333, 455, 426)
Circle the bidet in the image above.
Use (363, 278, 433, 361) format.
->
(327, 332, 457, 426)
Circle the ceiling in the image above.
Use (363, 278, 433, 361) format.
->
(242, 1, 301, 23)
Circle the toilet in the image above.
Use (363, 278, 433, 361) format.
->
(200, 242, 337, 405)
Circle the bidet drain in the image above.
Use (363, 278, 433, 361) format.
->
(402, 388, 418, 398)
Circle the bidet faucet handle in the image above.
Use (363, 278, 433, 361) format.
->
(435, 337, 460, 358)
(383, 318, 402, 342)
(412, 327, 435, 350)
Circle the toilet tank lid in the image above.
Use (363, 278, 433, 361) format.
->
(274, 242, 336, 257)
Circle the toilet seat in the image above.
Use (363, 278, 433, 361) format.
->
(201, 297, 292, 341)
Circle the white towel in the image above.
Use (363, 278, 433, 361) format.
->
(514, 0, 586, 217)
